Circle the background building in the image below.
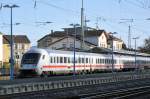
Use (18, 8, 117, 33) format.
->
(0, 33, 3, 68)
(3, 35, 31, 70)
(37, 27, 124, 50)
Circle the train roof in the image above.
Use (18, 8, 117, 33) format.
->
(29, 47, 150, 57)
(89, 47, 150, 57)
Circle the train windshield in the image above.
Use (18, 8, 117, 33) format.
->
(21, 53, 41, 64)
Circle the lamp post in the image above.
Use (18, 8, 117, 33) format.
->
(109, 32, 117, 74)
(3, 4, 19, 80)
(70, 24, 80, 77)
(81, 0, 84, 50)
(133, 37, 139, 72)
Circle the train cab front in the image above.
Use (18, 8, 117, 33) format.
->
(18, 53, 41, 78)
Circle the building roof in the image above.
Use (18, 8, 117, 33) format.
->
(106, 33, 123, 42)
(37, 31, 66, 42)
(84, 30, 106, 37)
(3, 35, 30, 44)
(37, 29, 106, 42)
(37, 28, 123, 44)
(46, 35, 97, 47)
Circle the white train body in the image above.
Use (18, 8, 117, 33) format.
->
(19, 48, 150, 77)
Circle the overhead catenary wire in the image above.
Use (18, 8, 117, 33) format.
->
(0, 0, 149, 45)
(38, 0, 80, 15)
(125, 0, 150, 10)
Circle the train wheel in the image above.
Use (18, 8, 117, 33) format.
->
(41, 72, 48, 78)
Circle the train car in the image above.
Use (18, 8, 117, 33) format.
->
(18, 48, 150, 77)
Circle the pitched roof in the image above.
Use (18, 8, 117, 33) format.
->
(3, 35, 30, 44)
(106, 33, 123, 42)
(47, 36, 97, 47)
(84, 30, 105, 36)
(37, 31, 66, 42)
(37, 29, 106, 42)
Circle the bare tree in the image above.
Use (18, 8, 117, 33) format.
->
(139, 37, 150, 54)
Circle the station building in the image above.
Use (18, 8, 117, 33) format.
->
(37, 27, 124, 51)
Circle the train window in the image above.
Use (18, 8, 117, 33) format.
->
(78, 57, 81, 63)
(53, 57, 56, 63)
(60, 57, 63, 63)
(109, 59, 111, 64)
(107, 59, 109, 64)
(86, 58, 88, 63)
(64, 57, 67, 63)
(104, 59, 106, 64)
(102, 59, 104, 64)
(107, 59, 109, 63)
(104, 59, 106, 63)
(89, 58, 91, 64)
(82, 58, 84, 63)
(42, 55, 45, 60)
(68, 57, 70, 63)
(66, 57, 68, 63)
(105, 59, 107, 64)
(96, 59, 97, 64)
(22, 53, 41, 64)
(49, 57, 51, 63)
(114, 60, 116, 64)
(51, 57, 53, 63)
(57, 57, 59, 63)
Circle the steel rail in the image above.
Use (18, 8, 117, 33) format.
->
(0, 81, 150, 99)
(80, 85, 150, 99)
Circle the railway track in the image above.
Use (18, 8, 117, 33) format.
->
(0, 71, 149, 86)
(0, 78, 150, 99)
(80, 86, 150, 99)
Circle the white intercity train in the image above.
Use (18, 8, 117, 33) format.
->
(19, 48, 150, 77)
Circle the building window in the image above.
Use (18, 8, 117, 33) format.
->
(70, 43, 73, 49)
(52, 47, 56, 49)
(15, 44, 18, 49)
(22, 44, 25, 49)
(15, 52, 19, 59)
(62, 44, 66, 48)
